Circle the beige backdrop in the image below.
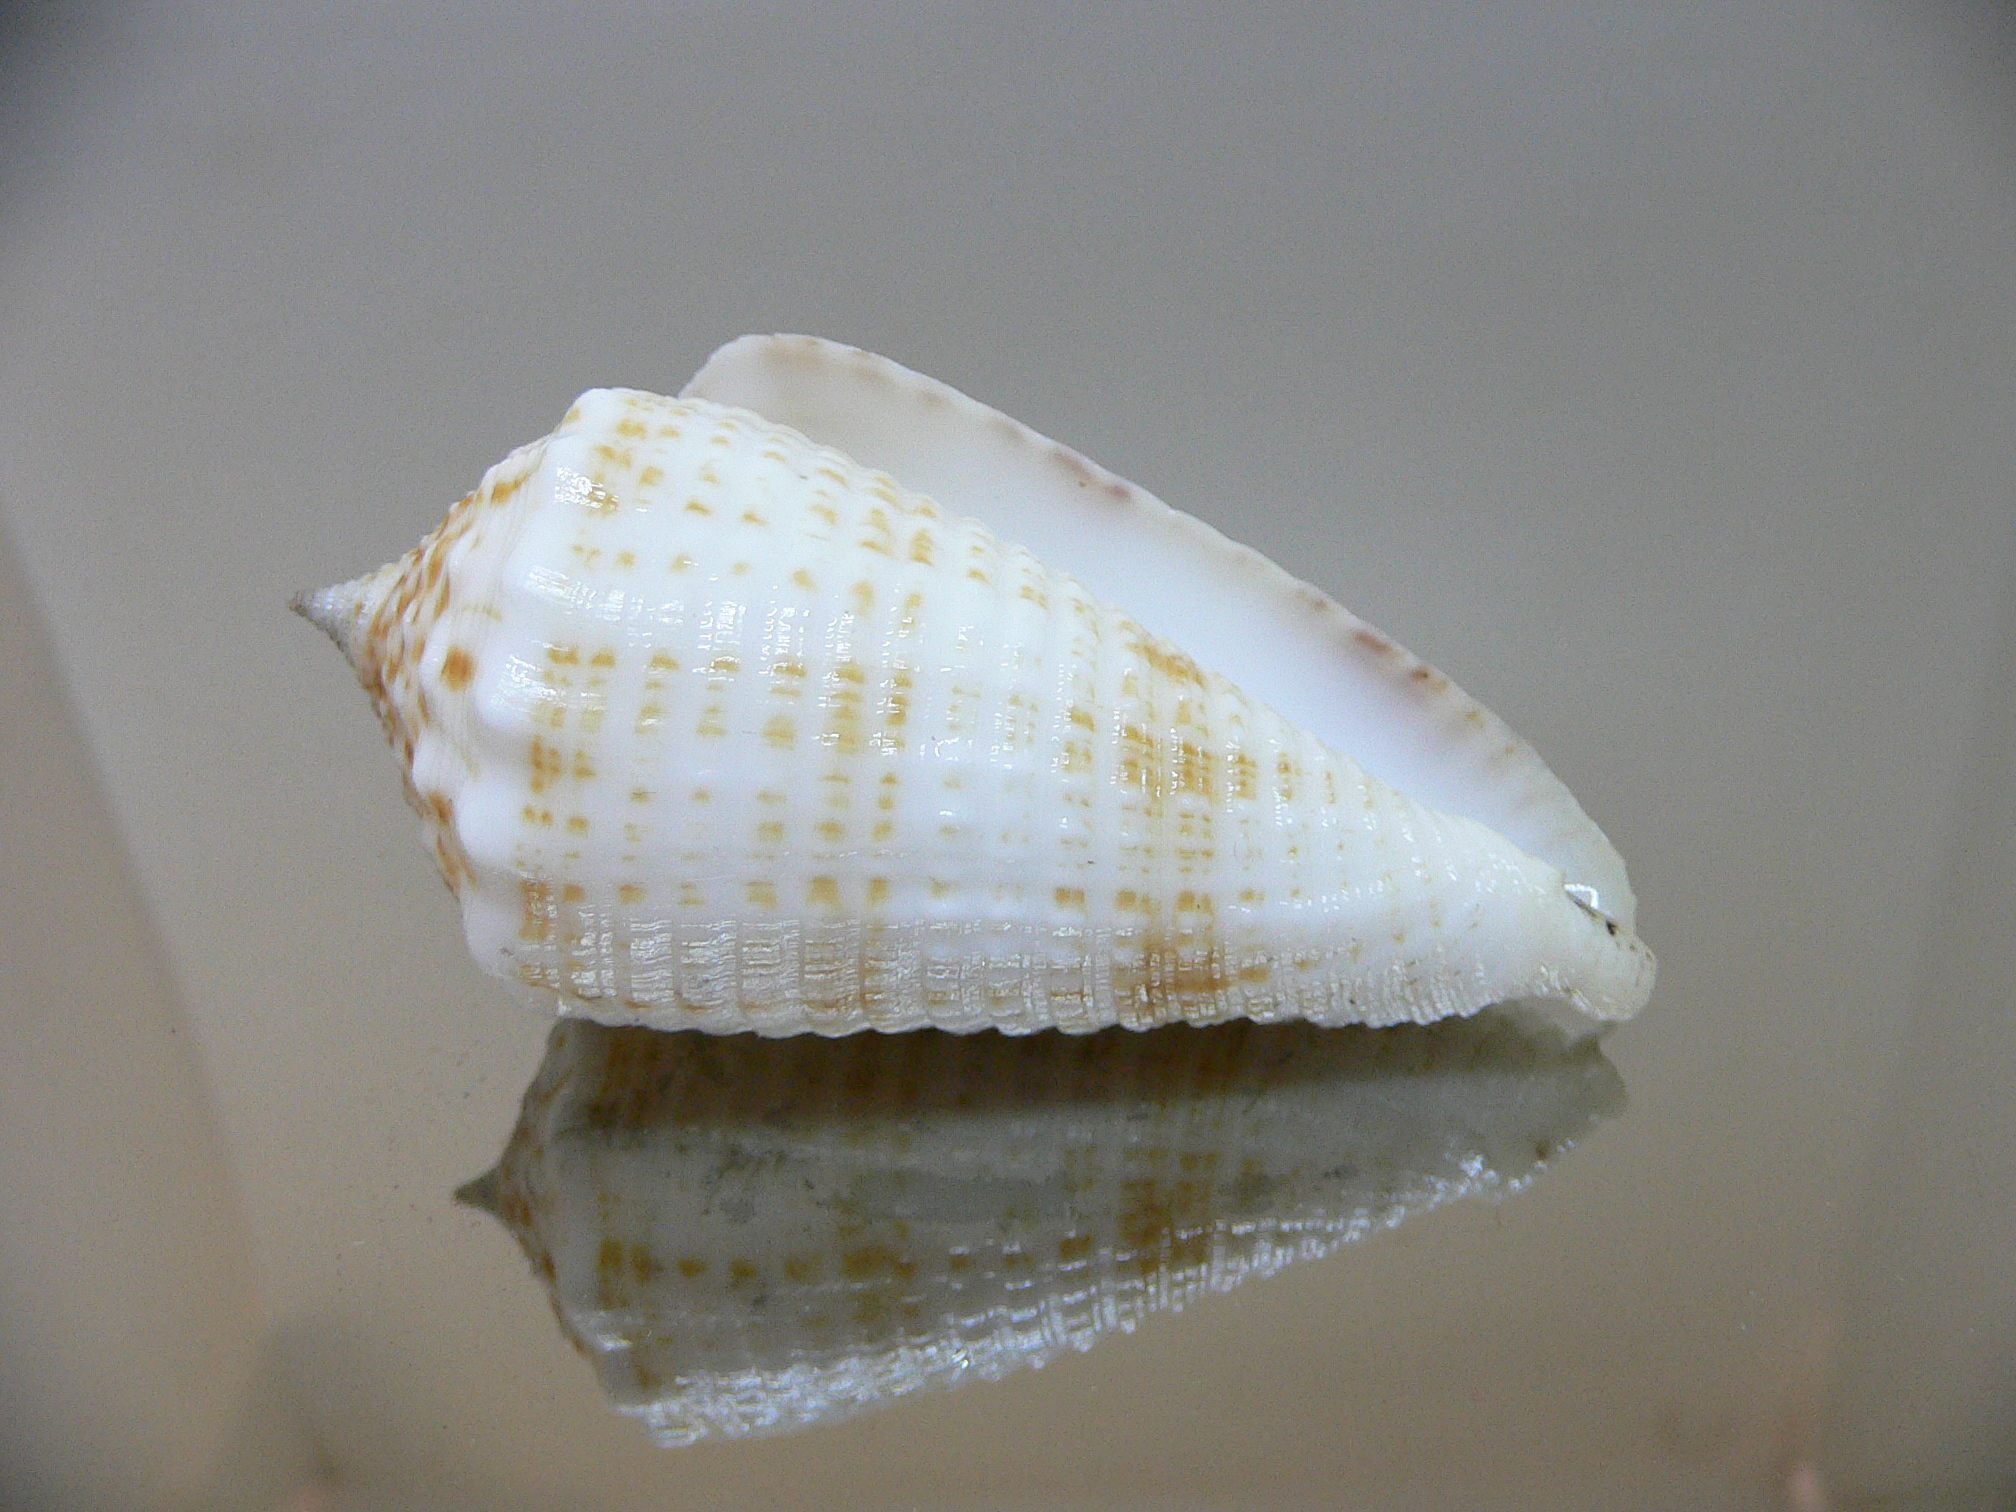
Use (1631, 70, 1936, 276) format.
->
(1, 1, 2012, 1509)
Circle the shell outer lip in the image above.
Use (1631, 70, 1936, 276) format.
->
(683, 333, 1644, 939)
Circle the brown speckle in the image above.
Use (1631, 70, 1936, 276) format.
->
(840, 1245, 916, 1284)
(527, 737, 563, 792)
(1354, 629, 1395, 657)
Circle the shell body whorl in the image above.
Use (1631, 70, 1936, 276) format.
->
(307, 343, 1653, 1035)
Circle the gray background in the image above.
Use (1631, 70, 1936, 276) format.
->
(2, 2, 2012, 1508)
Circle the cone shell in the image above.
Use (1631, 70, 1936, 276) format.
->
(301, 336, 1654, 1035)
(462, 1014, 1625, 1444)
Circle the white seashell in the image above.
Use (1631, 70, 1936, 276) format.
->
(459, 1014, 1626, 1444)
(299, 336, 1653, 1035)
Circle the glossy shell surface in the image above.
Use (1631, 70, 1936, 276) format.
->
(301, 337, 1654, 1035)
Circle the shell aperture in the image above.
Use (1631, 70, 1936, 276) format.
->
(300, 336, 1654, 1036)
(461, 1013, 1627, 1445)
(685, 336, 1638, 932)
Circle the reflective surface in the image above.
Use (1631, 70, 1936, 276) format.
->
(464, 1015, 1621, 1444)
(2, 2, 2013, 1509)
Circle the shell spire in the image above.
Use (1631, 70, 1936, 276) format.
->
(291, 563, 402, 673)
(452, 1168, 502, 1217)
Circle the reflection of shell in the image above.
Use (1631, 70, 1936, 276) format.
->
(300, 335, 1653, 1035)
(461, 1014, 1625, 1444)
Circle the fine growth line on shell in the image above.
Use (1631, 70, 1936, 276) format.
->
(297, 335, 1654, 1037)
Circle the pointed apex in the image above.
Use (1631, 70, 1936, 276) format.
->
(453, 1168, 502, 1216)
(292, 563, 398, 671)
